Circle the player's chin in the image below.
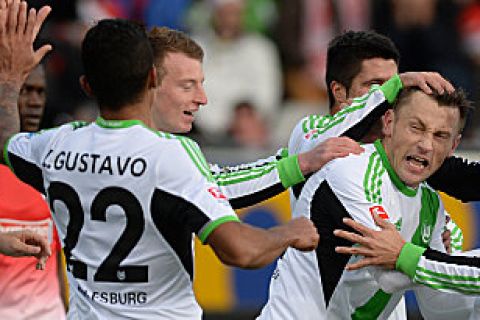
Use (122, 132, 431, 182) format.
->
(180, 122, 193, 133)
(23, 122, 41, 132)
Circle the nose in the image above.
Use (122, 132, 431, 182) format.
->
(418, 134, 434, 153)
(195, 86, 208, 106)
(28, 91, 43, 108)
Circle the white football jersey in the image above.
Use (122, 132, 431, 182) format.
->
(283, 74, 410, 319)
(258, 141, 467, 320)
(5, 118, 239, 319)
(287, 74, 402, 212)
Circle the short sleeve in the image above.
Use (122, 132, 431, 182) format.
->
(155, 137, 240, 244)
(4, 129, 58, 193)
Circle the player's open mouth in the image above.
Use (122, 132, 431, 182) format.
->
(183, 111, 193, 116)
(406, 155, 429, 168)
(25, 114, 42, 120)
(25, 115, 42, 124)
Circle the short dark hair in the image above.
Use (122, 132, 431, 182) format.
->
(394, 87, 473, 132)
(148, 27, 204, 83)
(326, 30, 400, 110)
(81, 19, 153, 110)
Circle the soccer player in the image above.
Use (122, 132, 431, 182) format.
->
(0, 9, 319, 320)
(288, 30, 462, 253)
(0, 64, 67, 319)
(285, 30, 458, 319)
(257, 84, 473, 319)
(287, 31, 480, 208)
(147, 26, 363, 209)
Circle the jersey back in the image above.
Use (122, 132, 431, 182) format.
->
(5, 119, 239, 319)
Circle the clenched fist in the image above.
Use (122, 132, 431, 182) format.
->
(286, 217, 319, 251)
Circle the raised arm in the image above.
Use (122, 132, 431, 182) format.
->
(0, 0, 51, 164)
(290, 72, 453, 156)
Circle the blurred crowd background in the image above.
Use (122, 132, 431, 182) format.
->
(20, 1, 480, 319)
(29, 0, 480, 153)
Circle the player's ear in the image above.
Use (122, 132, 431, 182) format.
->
(448, 134, 461, 157)
(382, 109, 394, 137)
(79, 75, 94, 98)
(331, 80, 348, 108)
(148, 65, 158, 89)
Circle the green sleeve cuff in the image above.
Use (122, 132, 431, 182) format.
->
(2, 134, 13, 169)
(380, 74, 403, 104)
(395, 242, 427, 279)
(277, 154, 305, 188)
(279, 147, 289, 159)
(198, 215, 240, 244)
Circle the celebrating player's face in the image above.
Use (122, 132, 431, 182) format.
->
(332, 57, 398, 116)
(18, 66, 46, 132)
(383, 91, 461, 188)
(347, 58, 398, 102)
(152, 52, 207, 133)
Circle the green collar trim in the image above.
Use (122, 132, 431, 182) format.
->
(374, 140, 417, 197)
(95, 117, 145, 129)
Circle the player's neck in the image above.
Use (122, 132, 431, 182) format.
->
(100, 101, 154, 128)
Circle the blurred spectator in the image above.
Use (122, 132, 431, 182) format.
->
(242, 0, 278, 35)
(372, 0, 475, 145)
(458, 1, 480, 148)
(78, 0, 192, 31)
(193, 0, 282, 141)
(459, 1, 480, 66)
(144, 0, 192, 31)
(372, 0, 472, 94)
(77, 0, 147, 23)
(228, 101, 270, 149)
(0, 65, 67, 320)
(274, 0, 370, 102)
(186, 0, 278, 36)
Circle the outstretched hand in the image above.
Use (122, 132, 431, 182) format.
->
(298, 137, 364, 175)
(0, 0, 51, 164)
(333, 213, 406, 271)
(0, 0, 52, 88)
(0, 231, 51, 269)
(399, 72, 454, 95)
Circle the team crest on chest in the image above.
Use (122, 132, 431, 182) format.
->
(421, 223, 432, 244)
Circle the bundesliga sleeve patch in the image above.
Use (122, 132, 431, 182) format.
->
(304, 129, 319, 140)
(207, 186, 227, 200)
(369, 205, 389, 220)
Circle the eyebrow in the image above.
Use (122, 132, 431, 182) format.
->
(410, 117, 453, 135)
